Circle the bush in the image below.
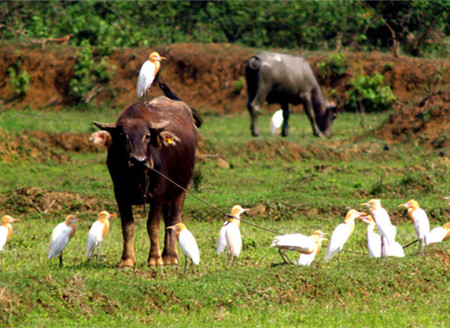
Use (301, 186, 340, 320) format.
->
(8, 63, 30, 98)
(69, 40, 115, 103)
(316, 53, 348, 79)
(345, 71, 396, 112)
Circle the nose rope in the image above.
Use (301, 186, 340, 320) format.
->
(149, 166, 283, 235)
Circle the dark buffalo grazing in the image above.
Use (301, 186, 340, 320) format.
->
(93, 94, 199, 267)
(246, 51, 337, 137)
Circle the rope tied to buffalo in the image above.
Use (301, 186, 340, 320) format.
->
(149, 166, 283, 235)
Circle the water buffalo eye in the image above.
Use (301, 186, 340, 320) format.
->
(145, 133, 151, 141)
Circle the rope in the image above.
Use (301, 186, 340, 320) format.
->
(149, 167, 283, 235)
(402, 239, 419, 249)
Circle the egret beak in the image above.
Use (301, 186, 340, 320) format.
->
(399, 203, 409, 208)
(360, 203, 369, 207)
(167, 225, 175, 230)
(159, 56, 166, 60)
(110, 213, 117, 219)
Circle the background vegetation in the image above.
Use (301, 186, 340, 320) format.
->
(1, 0, 449, 57)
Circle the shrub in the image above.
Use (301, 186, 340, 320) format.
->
(316, 53, 348, 79)
(345, 71, 396, 112)
(69, 40, 115, 103)
(8, 64, 30, 98)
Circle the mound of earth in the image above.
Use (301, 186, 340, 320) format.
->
(0, 130, 103, 163)
(376, 87, 450, 149)
(0, 186, 110, 215)
(0, 43, 449, 147)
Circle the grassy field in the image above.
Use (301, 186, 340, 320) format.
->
(0, 106, 449, 327)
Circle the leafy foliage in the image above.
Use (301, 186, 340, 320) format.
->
(317, 53, 348, 79)
(0, 1, 448, 57)
(69, 40, 115, 103)
(7, 63, 30, 98)
(345, 71, 397, 112)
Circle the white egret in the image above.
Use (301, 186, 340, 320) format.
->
(167, 223, 199, 272)
(399, 199, 430, 255)
(86, 211, 116, 263)
(324, 209, 365, 270)
(271, 230, 328, 266)
(217, 205, 248, 265)
(0, 215, 19, 252)
(361, 199, 397, 256)
(137, 51, 166, 101)
(426, 222, 450, 245)
(270, 109, 284, 135)
(48, 215, 82, 267)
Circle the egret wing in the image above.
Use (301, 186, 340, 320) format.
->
(48, 223, 71, 259)
(137, 61, 156, 97)
(86, 221, 104, 257)
(217, 225, 228, 255)
(225, 221, 242, 257)
(271, 233, 315, 253)
(426, 227, 446, 244)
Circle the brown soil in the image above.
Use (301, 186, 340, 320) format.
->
(1, 186, 111, 215)
(0, 130, 102, 164)
(0, 43, 449, 149)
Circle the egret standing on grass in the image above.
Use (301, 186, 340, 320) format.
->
(271, 230, 328, 266)
(359, 215, 404, 258)
(0, 215, 19, 252)
(427, 222, 450, 245)
(48, 215, 82, 267)
(324, 209, 365, 270)
(270, 109, 284, 135)
(137, 51, 166, 102)
(399, 199, 430, 256)
(217, 205, 248, 264)
(361, 199, 397, 256)
(86, 211, 116, 263)
(167, 223, 199, 272)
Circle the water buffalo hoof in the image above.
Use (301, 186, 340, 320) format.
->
(314, 131, 325, 138)
(147, 256, 164, 267)
(118, 258, 136, 268)
(163, 255, 179, 266)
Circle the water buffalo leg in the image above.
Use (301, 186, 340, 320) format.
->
(281, 103, 290, 137)
(303, 95, 324, 137)
(147, 203, 164, 266)
(162, 195, 186, 265)
(117, 201, 136, 267)
(247, 87, 268, 137)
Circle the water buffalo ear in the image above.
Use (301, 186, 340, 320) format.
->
(89, 131, 112, 148)
(93, 121, 117, 133)
(157, 131, 180, 147)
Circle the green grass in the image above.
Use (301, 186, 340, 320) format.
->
(0, 107, 449, 327)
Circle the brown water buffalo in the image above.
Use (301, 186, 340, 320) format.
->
(93, 96, 198, 267)
(246, 51, 336, 137)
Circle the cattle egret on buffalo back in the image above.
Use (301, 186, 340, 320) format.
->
(0, 215, 19, 253)
(167, 223, 199, 272)
(217, 205, 248, 265)
(271, 230, 327, 266)
(361, 199, 396, 256)
(270, 109, 284, 135)
(86, 211, 116, 263)
(399, 199, 430, 255)
(48, 214, 82, 267)
(427, 222, 450, 244)
(324, 209, 365, 270)
(137, 51, 166, 101)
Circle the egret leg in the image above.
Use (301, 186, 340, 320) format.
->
(96, 246, 100, 264)
(184, 255, 188, 273)
(337, 251, 341, 272)
(226, 253, 231, 266)
(282, 251, 295, 265)
(59, 252, 63, 268)
(278, 249, 288, 263)
(381, 237, 385, 257)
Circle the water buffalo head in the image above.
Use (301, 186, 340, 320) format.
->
(93, 119, 180, 170)
(316, 101, 337, 137)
